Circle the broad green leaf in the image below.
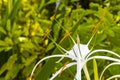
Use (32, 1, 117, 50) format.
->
(4, 46, 13, 52)
(95, 33, 107, 44)
(6, 54, 18, 70)
(89, 2, 100, 9)
(35, 49, 59, 80)
(0, 40, 7, 46)
(108, 65, 120, 75)
(0, 77, 4, 80)
(0, 47, 5, 52)
(6, 19, 11, 32)
(20, 41, 37, 52)
(0, 38, 13, 51)
(46, 0, 57, 6)
(0, 27, 6, 34)
(46, 42, 55, 52)
(22, 64, 35, 78)
(0, 54, 17, 75)
(0, 62, 8, 75)
(5, 64, 23, 80)
(23, 55, 37, 66)
(70, 13, 84, 36)
(38, 0, 45, 11)
(8, 0, 13, 15)
(5, 37, 13, 46)
(71, 8, 85, 20)
(106, 29, 115, 37)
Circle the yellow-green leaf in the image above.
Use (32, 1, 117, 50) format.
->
(93, 59, 99, 80)
(0, 40, 7, 46)
(0, 27, 6, 34)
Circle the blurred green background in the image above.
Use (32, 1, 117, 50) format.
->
(0, 0, 120, 80)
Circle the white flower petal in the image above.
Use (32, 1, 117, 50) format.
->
(106, 75, 120, 80)
(87, 56, 120, 63)
(86, 49, 120, 59)
(30, 55, 71, 80)
(100, 62, 120, 80)
(67, 50, 77, 60)
(79, 44, 90, 59)
(50, 62, 77, 80)
(67, 43, 90, 60)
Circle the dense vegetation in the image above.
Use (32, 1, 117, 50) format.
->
(0, 0, 120, 80)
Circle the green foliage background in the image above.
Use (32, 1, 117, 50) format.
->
(0, 0, 120, 80)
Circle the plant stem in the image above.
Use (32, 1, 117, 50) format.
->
(83, 64, 91, 80)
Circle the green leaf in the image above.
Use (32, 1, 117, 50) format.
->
(0, 40, 7, 46)
(93, 59, 99, 80)
(4, 46, 13, 52)
(0, 54, 17, 75)
(8, 0, 13, 15)
(107, 29, 115, 37)
(22, 64, 35, 77)
(108, 65, 120, 75)
(0, 37, 13, 52)
(6, 19, 11, 32)
(0, 27, 6, 34)
(70, 10, 85, 36)
(95, 33, 107, 44)
(71, 8, 85, 20)
(5, 37, 13, 46)
(20, 41, 36, 52)
(24, 55, 37, 66)
(0, 77, 4, 80)
(38, 0, 45, 11)
(35, 50, 58, 80)
(5, 64, 23, 80)
(46, 42, 55, 52)
(0, 47, 5, 52)
(0, 63, 7, 75)
(46, 0, 57, 5)
(9, 0, 22, 21)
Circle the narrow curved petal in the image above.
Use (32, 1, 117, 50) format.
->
(50, 62, 77, 80)
(87, 56, 120, 63)
(106, 75, 120, 80)
(86, 49, 120, 59)
(100, 62, 120, 80)
(67, 49, 77, 60)
(56, 56, 65, 63)
(30, 55, 71, 80)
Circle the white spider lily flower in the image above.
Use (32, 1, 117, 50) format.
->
(66, 43, 91, 80)
(50, 37, 120, 80)
(67, 43, 90, 60)
(29, 35, 120, 80)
